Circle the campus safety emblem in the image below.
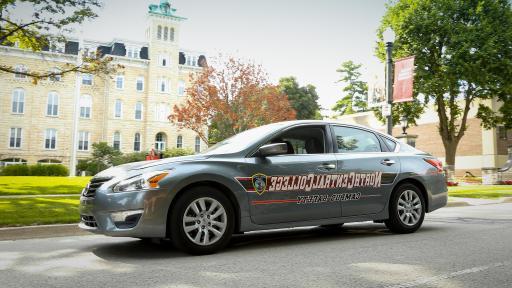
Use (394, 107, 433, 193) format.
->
(252, 173, 268, 195)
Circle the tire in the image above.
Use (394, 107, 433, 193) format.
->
(169, 186, 235, 255)
(385, 183, 425, 234)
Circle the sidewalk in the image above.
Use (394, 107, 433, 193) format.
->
(447, 196, 512, 207)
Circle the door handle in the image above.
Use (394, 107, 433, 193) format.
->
(380, 159, 396, 166)
(318, 163, 336, 170)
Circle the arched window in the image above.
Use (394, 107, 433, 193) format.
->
(11, 88, 25, 114)
(163, 27, 168, 41)
(1, 158, 27, 166)
(134, 133, 141, 152)
(195, 136, 201, 153)
(157, 25, 162, 39)
(46, 92, 59, 116)
(176, 135, 183, 148)
(79, 94, 92, 118)
(155, 132, 166, 151)
(113, 131, 121, 151)
(170, 27, 175, 41)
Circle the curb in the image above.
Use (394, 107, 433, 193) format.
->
(0, 223, 88, 241)
(446, 201, 470, 207)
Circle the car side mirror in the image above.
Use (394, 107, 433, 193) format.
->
(257, 143, 288, 157)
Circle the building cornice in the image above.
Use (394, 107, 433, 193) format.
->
(0, 46, 77, 64)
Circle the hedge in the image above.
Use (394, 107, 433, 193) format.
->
(1, 164, 69, 176)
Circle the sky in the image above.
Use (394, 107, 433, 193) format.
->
(13, 0, 388, 115)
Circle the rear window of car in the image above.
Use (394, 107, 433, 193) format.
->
(382, 137, 397, 151)
(332, 126, 381, 153)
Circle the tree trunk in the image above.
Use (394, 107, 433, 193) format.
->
(443, 139, 459, 180)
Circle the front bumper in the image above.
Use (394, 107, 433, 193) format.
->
(79, 188, 172, 238)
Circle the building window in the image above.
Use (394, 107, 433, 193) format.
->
(157, 25, 162, 39)
(178, 80, 185, 96)
(78, 131, 90, 151)
(113, 131, 121, 151)
(164, 26, 168, 41)
(46, 92, 59, 116)
(44, 128, 57, 150)
(135, 101, 143, 120)
(115, 75, 124, 89)
(126, 47, 140, 58)
(134, 133, 141, 152)
(114, 99, 123, 118)
(82, 73, 93, 85)
(195, 136, 201, 153)
(79, 94, 92, 119)
(155, 103, 170, 122)
(9, 128, 22, 148)
(14, 65, 27, 79)
(176, 135, 183, 148)
(159, 55, 169, 67)
(48, 67, 61, 82)
(157, 78, 169, 93)
(11, 89, 25, 114)
(155, 132, 166, 151)
(136, 77, 144, 91)
(170, 27, 175, 41)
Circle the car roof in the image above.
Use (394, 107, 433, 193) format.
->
(275, 120, 392, 138)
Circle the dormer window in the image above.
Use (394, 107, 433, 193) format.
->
(127, 47, 140, 59)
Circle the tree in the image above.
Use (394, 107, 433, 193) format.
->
(170, 57, 296, 144)
(332, 61, 369, 116)
(77, 142, 121, 174)
(278, 76, 322, 120)
(0, 0, 119, 82)
(377, 0, 512, 170)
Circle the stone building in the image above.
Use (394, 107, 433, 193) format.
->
(334, 99, 512, 177)
(0, 1, 207, 170)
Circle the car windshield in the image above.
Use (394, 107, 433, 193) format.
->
(203, 122, 287, 155)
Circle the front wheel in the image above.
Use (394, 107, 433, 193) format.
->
(385, 183, 425, 234)
(169, 186, 234, 255)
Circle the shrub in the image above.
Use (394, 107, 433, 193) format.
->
(163, 148, 195, 158)
(1, 164, 68, 176)
(1, 164, 30, 176)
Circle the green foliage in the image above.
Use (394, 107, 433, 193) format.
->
(163, 148, 195, 158)
(0, 165, 30, 176)
(332, 61, 368, 115)
(278, 77, 322, 120)
(76, 142, 121, 175)
(377, 0, 512, 165)
(0, 164, 68, 176)
(373, 100, 425, 128)
(112, 152, 147, 166)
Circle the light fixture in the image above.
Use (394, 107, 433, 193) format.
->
(400, 116, 408, 135)
(383, 27, 396, 43)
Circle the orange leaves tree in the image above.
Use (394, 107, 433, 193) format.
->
(170, 57, 296, 144)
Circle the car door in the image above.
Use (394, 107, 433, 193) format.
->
(239, 124, 341, 225)
(330, 125, 400, 216)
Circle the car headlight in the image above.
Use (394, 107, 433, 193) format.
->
(113, 171, 169, 192)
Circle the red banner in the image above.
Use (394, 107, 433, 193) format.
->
(393, 56, 415, 103)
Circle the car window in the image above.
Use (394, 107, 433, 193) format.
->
(332, 126, 381, 153)
(268, 126, 326, 154)
(382, 137, 397, 151)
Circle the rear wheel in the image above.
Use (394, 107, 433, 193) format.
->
(385, 183, 425, 234)
(169, 186, 234, 255)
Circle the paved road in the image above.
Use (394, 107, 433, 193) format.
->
(1, 204, 511, 288)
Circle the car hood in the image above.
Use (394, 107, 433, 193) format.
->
(93, 155, 210, 179)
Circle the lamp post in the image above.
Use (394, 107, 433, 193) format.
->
(400, 116, 408, 135)
(383, 27, 395, 136)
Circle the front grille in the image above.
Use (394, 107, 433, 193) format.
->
(80, 215, 98, 228)
(82, 176, 113, 198)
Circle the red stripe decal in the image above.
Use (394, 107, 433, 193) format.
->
(251, 199, 298, 205)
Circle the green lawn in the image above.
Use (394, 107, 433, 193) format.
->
(448, 185, 512, 199)
(0, 176, 91, 196)
(0, 196, 80, 227)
